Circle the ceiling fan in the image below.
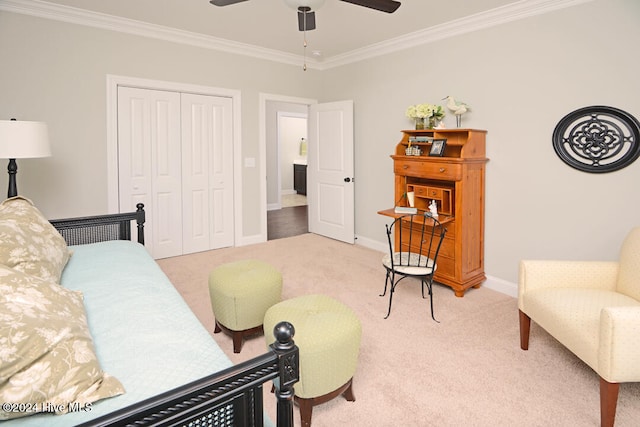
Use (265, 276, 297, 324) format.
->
(209, 0, 401, 31)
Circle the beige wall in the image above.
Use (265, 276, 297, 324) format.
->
(0, 11, 322, 239)
(1, 0, 639, 286)
(320, 0, 640, 284)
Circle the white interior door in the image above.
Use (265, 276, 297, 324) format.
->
(117, 87, 182, 258)
(307, 100, 355, 243)
(181, 93, 234, 253)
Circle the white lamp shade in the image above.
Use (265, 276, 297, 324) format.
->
(0, 120, 51, 159)
(283, 0, 326, 10)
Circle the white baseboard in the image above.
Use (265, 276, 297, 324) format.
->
(239, 233, 265, 246)
(355, 234, 386, 253)
(483, 275, 517, 298)
(355, 234, 517, 298)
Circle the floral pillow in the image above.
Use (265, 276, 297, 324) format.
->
(0, 265, 125, 420)
(0, 196, 71, 283)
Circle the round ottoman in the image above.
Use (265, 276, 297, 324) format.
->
(264, 294, 362, 427)
(208, 259, 282, 353)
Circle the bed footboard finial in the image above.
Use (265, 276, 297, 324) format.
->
(271, 321, 299, 427)
(135, 203, 145, 245)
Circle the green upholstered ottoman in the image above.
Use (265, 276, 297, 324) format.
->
(264, 294, 362, 427)
(208, 259, 282, 353)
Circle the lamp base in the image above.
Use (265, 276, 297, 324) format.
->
(7, 158, 17, 198)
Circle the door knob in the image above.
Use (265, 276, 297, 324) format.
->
(344, 177, 351, 182)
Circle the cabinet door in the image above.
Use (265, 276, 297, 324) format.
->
(294, 164, 307, 195)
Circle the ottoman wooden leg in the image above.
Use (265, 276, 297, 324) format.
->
(298, 399, 313, 427)
(295, 378, 355, 427)
(342, 379, 356, 402)
(214, 319, 264, 354)
(232, 332, 244, 354)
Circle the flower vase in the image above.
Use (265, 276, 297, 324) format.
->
(428, 116, 437, 129)
(415, 117, 426, 130)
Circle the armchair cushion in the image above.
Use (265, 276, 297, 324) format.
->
(616, 227, 640, 301)
(518, 260, 618, 311)
(599, 306, 640, 382)
(522, 287, 640, 377)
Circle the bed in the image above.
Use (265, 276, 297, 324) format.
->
(0, 197, 298, 427)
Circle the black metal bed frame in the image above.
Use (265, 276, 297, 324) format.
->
(49, 204, 299, 427)
(50, 203, 146, 246)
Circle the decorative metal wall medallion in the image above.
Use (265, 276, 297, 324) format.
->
(552, 106, 640, 173)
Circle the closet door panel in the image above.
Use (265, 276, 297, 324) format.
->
(181, 93, 234, 254)
(118, 87, 182, 258)
(209, 97, 234, 248)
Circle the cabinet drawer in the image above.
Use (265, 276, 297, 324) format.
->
(401, 226, 454, 258)
(395, 160, 462, 180)
(400, 218, 456, 239)
(413, 185, 442, 199)
(434, 256, 455, 280)
(400, 240, 455, 278)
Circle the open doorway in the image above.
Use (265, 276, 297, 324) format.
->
(277, 113, 308, 209)
(261, 97, 355, 244)
(266, 103, 309, 240)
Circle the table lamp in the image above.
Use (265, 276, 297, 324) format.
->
(0, 119, 51, 198)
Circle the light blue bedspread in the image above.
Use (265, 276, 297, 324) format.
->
(5, 240, 273, 426)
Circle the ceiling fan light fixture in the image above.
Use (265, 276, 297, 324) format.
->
(283, 0, 326, 11)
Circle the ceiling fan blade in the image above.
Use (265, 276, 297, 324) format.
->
(297, 7, 316, 31)
(339, 0, 401, 13)
(209, 0, 250, 6)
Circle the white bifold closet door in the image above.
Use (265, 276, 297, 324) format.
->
(180, 92, 234, 254)
(117, 87, 234, 259)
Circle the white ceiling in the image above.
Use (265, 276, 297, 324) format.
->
(3, 0, 588, 68)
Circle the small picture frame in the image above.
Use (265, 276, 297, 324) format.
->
(429, 139, 447, 157)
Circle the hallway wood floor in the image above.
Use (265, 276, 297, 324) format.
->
(267, 205, 308, 240)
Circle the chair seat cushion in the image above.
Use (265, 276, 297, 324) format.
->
(522, 288, 640, 370)
(382, 252, 436, 276)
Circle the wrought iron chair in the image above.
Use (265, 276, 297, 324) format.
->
(381, 212, 446, 321)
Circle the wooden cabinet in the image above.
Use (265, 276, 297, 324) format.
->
(380, 128, 488, 297)
(293, 163, 307, 195)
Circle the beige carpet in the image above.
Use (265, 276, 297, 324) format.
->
(157, 233, 640, 427)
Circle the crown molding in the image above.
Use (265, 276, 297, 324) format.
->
(0, 0, 315, 68)
(318, 0, 594, 69)
(1, 0, 593, 71)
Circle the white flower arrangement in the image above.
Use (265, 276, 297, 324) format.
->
(405, 103, 445, 120)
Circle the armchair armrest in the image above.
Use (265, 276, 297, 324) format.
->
(518, 260, 619, 308)
(598, 306, 640, 383)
